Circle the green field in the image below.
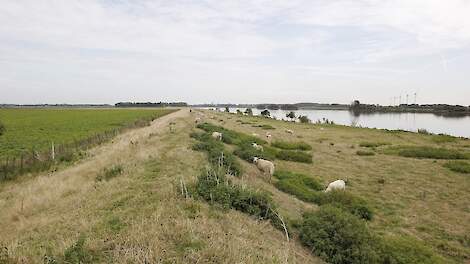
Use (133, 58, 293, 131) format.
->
(0, 108, 175, 158)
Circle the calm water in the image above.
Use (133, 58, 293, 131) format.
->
(223, 108, 470, 138)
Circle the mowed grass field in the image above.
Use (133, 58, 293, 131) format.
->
(201, 110, 470, 263)
(0, 108, 175, 158)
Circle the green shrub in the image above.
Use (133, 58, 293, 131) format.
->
(443, 161, 470, 173)
(299, 206, 380, 264)
(96, 165, 123, 181)
(417, 128, 431, 135)
(196, 123, 266, 146)
(356, 150, 375, 156)
(233, 143, 277, 162)
(378, 234, 446, 264)
(298, 115, 310, 123)
(191, 130, 242, 176)
(273, 171, 323, 202)
(397, 146, 467, 160)
(359, 142, 389, 148)
(272, 140, 312, 151)
(63, 236, 95, 263)
(194, 167, 283, 229)
(0, 121, 5, 136)
(276, 150, 312, 163)
(314, 191, 373, 220)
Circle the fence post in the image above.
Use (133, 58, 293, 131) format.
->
(51, 141, 55, 161)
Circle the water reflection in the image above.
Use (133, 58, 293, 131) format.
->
(223, 108, 470, 138)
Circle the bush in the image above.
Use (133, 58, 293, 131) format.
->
(298, 115, 310, 123)
(191, 130, 242, 176)
(443, 161, 470, 173)
(359, 142, 389, 148)
(0, 121, 5, 136)
(356, 150, 375, 156)
(299, 206, 380, 264)
(96, 165, 123, 181)
(273, 171, 323, 202)
(261, 110, 271, 117)
(233, 143, 277, 162)
(276, 150, 312, 163)
(194, 167, 283, 229)
(314, 191, 373, 220)
(272, 140, 312, 151)
(397, 146, 467, 160)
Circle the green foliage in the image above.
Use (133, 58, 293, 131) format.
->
(194, 167, 282, 228)
(276, 150, 312, 163)
(96, 165, 123, 181)
(299, 206, 380, 264)
(196, 123, 266, 146)
(260, 110, 271, 117)
(0, 108, 174, 159)
(244, 108, 253, 115)
(191, 129, 243, 176)
(378, 234, 446, 264)
(286, 111, 296, 120)
(233, 143, 277, 162)
(314, 191, 373, 220)
(63, 235, 95, 264)
(397, 146, 467, 160)
(356, 150, 375, 156)
(0, 121, 5, 136)
(272, 140, 312, 151)
(273, 171, 323, 202)
(359, 142, 390, 148)
(431, 134, 458, 143)
(298, 115, 311, 123)
(443, 161, 470, 173)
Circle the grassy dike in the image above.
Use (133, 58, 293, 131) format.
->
(197, 109, 470, 263)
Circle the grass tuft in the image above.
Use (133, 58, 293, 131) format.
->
(356, 150, 375, 156)
(272, 140, 312, 151)
(443, 161, 470, 173)
(96, 165, 123, 182)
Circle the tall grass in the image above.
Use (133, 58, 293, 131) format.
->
(443, 161, 470, 173)
(397, 146, 468, 160)
(273, 171, 322, 202)
(272, 140, 312, 151)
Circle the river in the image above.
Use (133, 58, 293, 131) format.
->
(220, 108, 470, 138)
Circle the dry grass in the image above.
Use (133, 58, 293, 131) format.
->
(0, 109, 320, 263)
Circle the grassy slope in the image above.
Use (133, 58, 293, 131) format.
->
(206, 110, 470, 263)
(0, 110, 319, 263)
(0, 108, 175, 158)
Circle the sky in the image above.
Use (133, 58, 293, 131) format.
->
(0, 0, 469, 105)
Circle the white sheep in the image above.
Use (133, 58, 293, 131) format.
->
(252, 143, 264, 152)
(325, 180, 346, 192)
(285, 129, 294, 134)
(212, 132, 223, 140)
(253, 157, 274, 181)
(266, 132, 272, 141)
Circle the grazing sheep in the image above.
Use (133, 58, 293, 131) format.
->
(325, 180, 346, 192)
(266, 132, 272, 141)
(285, 129, 294, 134)
(212, 132, 223, 140)
(253, 157, 274, 181)
(252, 143, 264, 152)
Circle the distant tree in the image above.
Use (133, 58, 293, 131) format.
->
(244, 108, 253, 116)
(236, 109, 243, 115)
(0, 121, 4, 136)
(225, 107, 230, 113)
(298, 115, 310, 123)
(286, 111, 296, 121)
(261, 109, 271, 117)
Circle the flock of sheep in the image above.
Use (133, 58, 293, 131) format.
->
(196, 111, 346, 193)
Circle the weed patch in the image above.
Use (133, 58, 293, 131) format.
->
(272, 140, 312, 151)
(196, 123, 266, 146)
(314, 191, 373, 220)
(443, 161, 470, 173)
(276, 150, 312, 163)
(63, 236, 96, 264)
(273, 171, 323, 202)
(396, 146, 467, 160)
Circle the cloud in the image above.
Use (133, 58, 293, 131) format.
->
(0, 0, 469, 104)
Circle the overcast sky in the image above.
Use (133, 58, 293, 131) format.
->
(1, 0, 469, 105)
